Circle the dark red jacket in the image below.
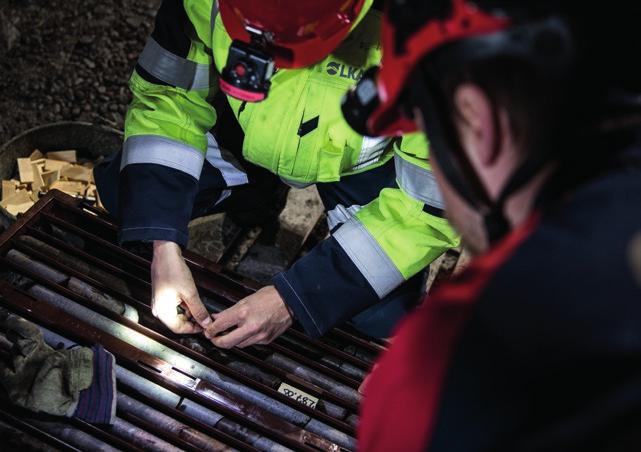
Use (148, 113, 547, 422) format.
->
(359, 144, 641, 452)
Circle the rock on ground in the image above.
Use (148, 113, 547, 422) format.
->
(0, 0, 161, 144)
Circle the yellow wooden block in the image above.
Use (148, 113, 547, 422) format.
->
(50, 180, 86, 195)
(17, 158, 34, 183)
(29, 149, 44, 160)
(5, 200, 35, 216)
(2, 180, 18, 201)
(31, 161, 45, 193)
(61, 165, 92, 182)
(0, 190, 33, 213)
(44, 159, 72, 172)
(46, 150, 77, 163)
(41, 169, 60, 188)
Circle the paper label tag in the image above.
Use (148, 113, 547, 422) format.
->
(277, 382, 319, 409)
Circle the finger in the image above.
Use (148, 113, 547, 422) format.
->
(182, 292, 212, 329)
(210, 324, 254, 349)
(236, 329, 274, 348)
(207, 306, 243, 338)
(159, 311, 202, 335)
(172, 314, 203, 334)
(236, 334, 267, 349)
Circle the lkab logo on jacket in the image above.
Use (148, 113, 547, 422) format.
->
(326, 62, 364, 81)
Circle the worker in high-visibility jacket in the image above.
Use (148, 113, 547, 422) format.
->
(94, 0, 459, 347)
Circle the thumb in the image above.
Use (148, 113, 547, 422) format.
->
(182, 291, 212, 329)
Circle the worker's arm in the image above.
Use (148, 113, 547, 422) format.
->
(117, 0, 218, 333)
(208, 133, 458, 346)
(272, 132, 459, 337)
(118, 0, 218, 246)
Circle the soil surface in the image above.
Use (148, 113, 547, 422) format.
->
(0, 0, 161, 145)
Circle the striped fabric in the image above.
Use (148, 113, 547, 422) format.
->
(74, 345, 117, 425)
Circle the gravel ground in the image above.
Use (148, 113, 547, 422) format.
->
(0, 0, 160, 145)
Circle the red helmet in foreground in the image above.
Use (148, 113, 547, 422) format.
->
(342, 0, 510, 137)
(342, 0, 579, 242)
(218, 0, 367, 102)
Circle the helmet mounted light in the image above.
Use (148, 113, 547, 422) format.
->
(220, 33, 276, 102)
(218, 0, 368, 102)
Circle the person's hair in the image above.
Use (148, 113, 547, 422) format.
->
(437, 55, 554, 156)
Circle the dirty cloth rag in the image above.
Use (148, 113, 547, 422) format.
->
(0, 315, 116, 424)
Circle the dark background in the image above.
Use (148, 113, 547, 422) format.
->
(0, 0, 161, 145)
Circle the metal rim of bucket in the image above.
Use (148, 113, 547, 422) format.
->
(0, 121, 123, 153)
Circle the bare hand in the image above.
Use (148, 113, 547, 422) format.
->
(151, 241, 212, 334)
(205, 286, 293, 348)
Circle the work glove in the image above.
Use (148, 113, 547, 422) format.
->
(0, 315, 93, 417)
(0, 315, 116, 424)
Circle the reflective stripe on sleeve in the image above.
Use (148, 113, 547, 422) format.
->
(121, 135, 205, 180)
(137, 37, 211, 90)
(351, 136, 391, 171)
(333, 218, 405, 299)
(205, 133, 248, 187)
(327, 204, 363, 230)
(394, 154, 445, 209)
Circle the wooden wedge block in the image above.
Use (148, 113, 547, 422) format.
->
(1, 190, 19, 208)
(41, 169, 60, 188)
(61, 165, 92, 182)
(5, 199, 35, 216)
(0, 189, 33, 214)
(31, 161, 46, 193)
(29, 149, 44, 160)
(46, 150, 77, 163)
(2, 180, 18, 201)
(50, 180, 86, 196)
(18, 158, 35, 183)
(44, 158, 72, 172)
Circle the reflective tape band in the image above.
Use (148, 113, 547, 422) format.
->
(137, 37, 211, 90)
(327, 204, 363, 230)
(280, 177, 313, 189)
(395, 154, 445, 209)
(205, 133, 248, 187)
(121, 135, 205, 180)
(352, 136, 390, 171)
(333, 218, 405, 299)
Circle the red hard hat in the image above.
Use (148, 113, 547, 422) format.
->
(219, 0, 367, 69)
(342, 0, 510, 136)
